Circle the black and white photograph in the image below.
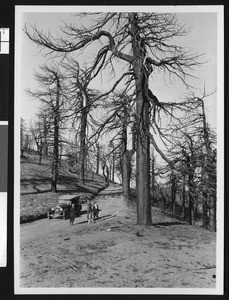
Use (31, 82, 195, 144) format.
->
(14, 5, 224, 295)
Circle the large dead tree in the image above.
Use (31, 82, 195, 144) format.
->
(25, 12, 203, 225)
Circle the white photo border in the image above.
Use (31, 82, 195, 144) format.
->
(14, 5, 224, 295)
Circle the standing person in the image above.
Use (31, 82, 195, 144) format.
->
(90, 200, 96, 222)
(86, 199, 93, 223)
(69, 204, 75, 226)
(93, 201, 99, 220)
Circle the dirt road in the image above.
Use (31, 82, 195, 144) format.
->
(20, 183, 217, 290)
(20, 183, 125, 244)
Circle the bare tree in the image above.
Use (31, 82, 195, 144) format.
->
(25, 12, 203, 225)
(27, 64, 66, 192)
(153, 91, 216, 229)
(62, 57, 101, 184)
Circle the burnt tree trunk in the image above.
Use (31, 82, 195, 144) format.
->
(79, 93, 89, 185)
(109, 164, 112, 181)
(96, 143, 100, 174)
(151, 152, 155, 205)
(182, 148, 195, 225)
(38, 142, 43, 165)
(135, 77, 152, 225)
(122, 99, 135, 200)
(182, 174, 186, 219)
(201, 161, 209, 229)
(171, 170, 177, 215)
(122, 150, 132, 199)
(112, 151, 115, 181)
(188, 168, 195, 225)
(43, 117, 48, 156)
(130, 13, 152, 225)
(102, 164, 109, 184)
(51, 78, 60, 192)
(208, 151, 216, 231)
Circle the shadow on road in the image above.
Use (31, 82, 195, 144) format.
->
(73, 214, 116, 226)
(153, 221, 186, 227)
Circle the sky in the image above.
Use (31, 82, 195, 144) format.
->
(15, 6, 223, 132)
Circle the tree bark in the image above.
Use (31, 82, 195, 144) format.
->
(201, 161, 209, 229)
(121, 102, 133, 200)
(209, 192, 216, 231)
(130, 13, 152, 225)
(135, 90, 151, 225)
(112, 151, 115, 181)
(51, 78, 60, 192)
(96, 143, 100, 174)
(182, 174, 186, 219)
(171, 172, 177, 216)
(188, 169, 195, 225)
(38, 143, 43, 165)
(122, 150, 132, 199)
(43, 117, 48, 156)
(208, 152, 216, 231)
(79, 94, 88, 185)
(151, 153, 155, 205)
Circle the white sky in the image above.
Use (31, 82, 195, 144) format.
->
(17, 7, 221, 131)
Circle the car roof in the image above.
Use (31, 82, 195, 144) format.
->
(56, 203, 71, 208)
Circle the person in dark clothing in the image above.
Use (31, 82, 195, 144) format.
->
(69, 204, 75, 226)
(86, 199, 94, 223)
(93, 201, 99, 220)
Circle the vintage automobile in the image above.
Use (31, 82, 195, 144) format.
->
(47, 194, 82, 220)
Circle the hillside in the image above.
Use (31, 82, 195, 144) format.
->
(20, 153, 108, 223)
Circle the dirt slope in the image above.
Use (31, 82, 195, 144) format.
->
(20, 183, 216, 289)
